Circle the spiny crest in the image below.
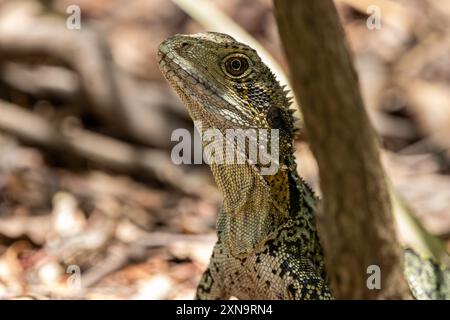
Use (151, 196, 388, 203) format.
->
(268, 76, 299, 140)
(280, 88, 302, 140)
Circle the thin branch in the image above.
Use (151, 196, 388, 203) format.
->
(274, 0, 411, 299)
(0, 100, 213, 197)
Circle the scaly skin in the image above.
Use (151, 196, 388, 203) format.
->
(158, 32, 449, 300)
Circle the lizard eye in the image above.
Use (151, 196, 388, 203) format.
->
(223, 54, 251, 78)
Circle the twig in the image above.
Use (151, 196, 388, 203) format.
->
(0, 7, 186, 148)
(1, 63, 79, 99)
(0, 100, 213, 196)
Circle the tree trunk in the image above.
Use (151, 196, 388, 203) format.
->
(274, 0, 411, 299)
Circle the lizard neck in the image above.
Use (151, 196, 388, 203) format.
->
(212, 154, 317, 257)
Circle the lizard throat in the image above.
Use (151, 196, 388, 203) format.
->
(214, 159, 310, 257)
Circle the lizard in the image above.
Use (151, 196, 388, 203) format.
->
(158, 32, 450, 300)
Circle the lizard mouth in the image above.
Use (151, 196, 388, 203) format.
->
(158, 49, 220, 102)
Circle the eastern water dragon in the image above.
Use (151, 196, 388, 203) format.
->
(158, 32, 450, 300)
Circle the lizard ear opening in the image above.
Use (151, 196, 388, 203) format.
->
(267, 106, 295, 139)
(266, 106, 285, 129)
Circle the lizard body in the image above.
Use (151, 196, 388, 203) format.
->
(158, 32, 449, 300)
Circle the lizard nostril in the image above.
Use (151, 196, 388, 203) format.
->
(179, 42, 189, 49)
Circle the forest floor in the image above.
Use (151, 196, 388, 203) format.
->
(0, 0, 449, 299)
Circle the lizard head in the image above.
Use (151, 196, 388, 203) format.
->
(158, 32, 296, 168)
(158, 33, 310, 253)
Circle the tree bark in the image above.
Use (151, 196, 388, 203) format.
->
(274, 0, 411, 299)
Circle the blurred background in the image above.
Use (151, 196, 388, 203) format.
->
(0, 0, 449, 299)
